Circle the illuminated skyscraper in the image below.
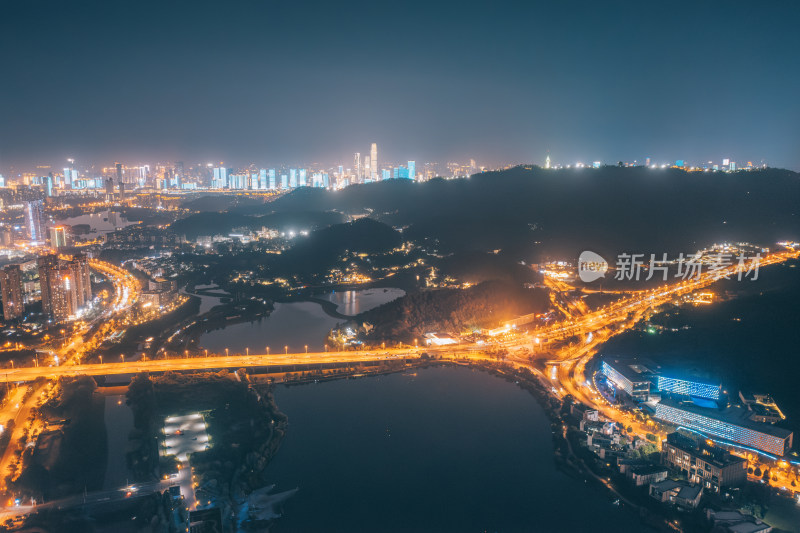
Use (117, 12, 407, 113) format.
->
(354, 153, 361, 181)
(299, 169, 307, 187)
(364, 155, 371, 182)
(49, 226, 69, 249)
(38, 254, 91, 322)
(370, 143, 378, 180)
(0, 264, 24, 321)
(24, 200, 45, 244)
(408, 161, 415, 180)
(268, 169, 276, 189)
(289, 169, 297, 188)
(175, 161, 184, 188)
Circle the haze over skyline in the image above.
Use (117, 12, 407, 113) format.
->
(1, 0, 799, 171)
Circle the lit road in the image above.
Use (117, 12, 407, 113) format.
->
(1, 250, 796, 386)
(0, 248, 796, 516)
(0, 259, 141, 491)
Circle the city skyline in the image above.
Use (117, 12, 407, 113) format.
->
(1, 1, 799, 170)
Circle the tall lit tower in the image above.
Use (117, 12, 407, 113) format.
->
(354, 153, 361, 181)
(24, 200, 45, 244)
(370, 143, 378, 180)
(0, 265, 24, 321)
(545, 153, 551, 169)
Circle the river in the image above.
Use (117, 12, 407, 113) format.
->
(102, 392, 134, 490)
(263, 366, 641, 532)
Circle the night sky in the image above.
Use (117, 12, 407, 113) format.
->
(1, 0, 799, 170)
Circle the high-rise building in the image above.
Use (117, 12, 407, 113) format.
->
(115, 162, 123, 187)
(289, 169, 297, 188)
(364, 155, 371, 182)
(49, 226, 69, 249)
(370, 143, 378, 180)
(24, 200, 45, 244)
(212, 167, 229, 189)
(72, 254, 92, 305)
(37, 254, 59, 319)
(268, 169, 276, 189)
(175, 161, 184, 189)
(0, 264, 24, 321)
(38, 254, 92, 322)
(354, 153, 361, 182)
(408, 161, 416, 181)
(0, 228, 14, 247)
(299, 169, 307, 187)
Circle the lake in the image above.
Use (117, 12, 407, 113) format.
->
(199, 301, 341, 354)
(323, 288, 405, 316)
(264, 366, 642, 532)
(56, 209, 137, 237)
(199, 288, 404, 354)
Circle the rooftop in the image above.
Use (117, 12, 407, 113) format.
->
(665, 432, 747, 468)
(602, 356, 658, 383)
(658, 398, 793, 440)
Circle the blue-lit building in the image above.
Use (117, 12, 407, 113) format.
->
(656, 376, 722, 401)
(408, 161, 415, 180)
(599, 358, 654, 401)
(268, 169, 276, 189)
(654, 398, 793, 457)
(299, 169, 307, 187)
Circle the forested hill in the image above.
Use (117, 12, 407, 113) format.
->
(266, 167, 800, 257)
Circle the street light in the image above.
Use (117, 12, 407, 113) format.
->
(225, 348, 229, 357)
(120, 354, 125, 362)
(246, 347, 249, 356)
(266, 346, 270, 355)
(304, 345, 308, 354)
(99, 355, 103, 364)
(10, 360, 13, 369)
(204, 349, 208, 358)
(284, 345, 288, 355)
